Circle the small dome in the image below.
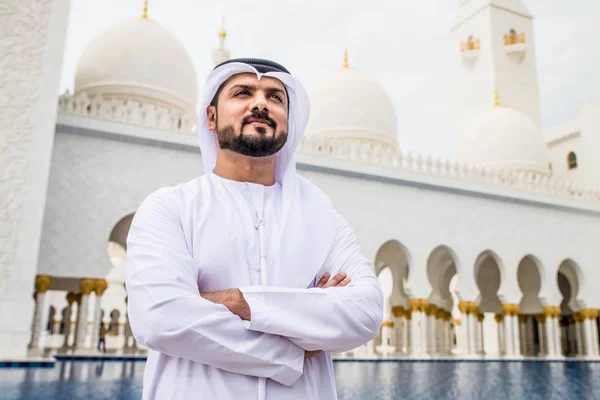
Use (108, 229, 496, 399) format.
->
(75, 17, 198, 116)
(457, 107, 550, 174)
(305, 67, 398, 150)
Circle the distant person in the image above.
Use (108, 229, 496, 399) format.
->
(126, 58, 383, 400)
(97, 322, 106, 354)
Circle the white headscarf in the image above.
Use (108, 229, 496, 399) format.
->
(197, 61, 335, 288)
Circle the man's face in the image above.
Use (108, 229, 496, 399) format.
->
(207, 73, 289, 158)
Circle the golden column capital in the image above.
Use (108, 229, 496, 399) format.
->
(79, 278, 95, 296)
(590, 309, 599, 320)
(381, 320, 394, 328)
(35, 275, 52, 293)
(494, 314, 503, 323)
(392, 306, 404, 318)
(554, 306, 562, 318)
(425, 304, 437, 316)
(535, 314, 546, 324)
(419, 299, 429, 312)
(542, 306, 555, 318)
(518, 315, 527, 324)
(458, 301, 471, 315)
(409, 298, 421, 312)
(94, 279, 108, 296)
(66, 292, 77, 305)
(477, 313, 484, 322)
(454, 318, 462, 326)
(512, 304, 520, 316)
(74, 293, 82, 304)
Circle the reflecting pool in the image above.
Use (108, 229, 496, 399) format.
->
(1, 361, 599, 400)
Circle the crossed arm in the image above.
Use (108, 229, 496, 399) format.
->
(125, 190, 383, 387)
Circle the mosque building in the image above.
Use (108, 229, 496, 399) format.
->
(2, 0, 600, 361)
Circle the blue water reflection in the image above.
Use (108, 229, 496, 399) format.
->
(1, 361, 599, 399)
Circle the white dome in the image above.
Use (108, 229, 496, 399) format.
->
(75, 17, 197, 116)
(457, 107, 550, 175)
(305, 68, 398, 150)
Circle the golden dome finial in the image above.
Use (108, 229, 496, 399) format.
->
(218, 15, 227, 39)
(493, 89, 500, 107)
(142, 0, 148, 19)
(343, 49, 349, 69)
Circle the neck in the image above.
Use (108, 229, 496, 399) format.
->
(213, 148, 276, 186)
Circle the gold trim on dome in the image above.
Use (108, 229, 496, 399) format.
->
(142, 0, 149, 19)
(218, 15, 226, 39)
(343, 49, 349, 69)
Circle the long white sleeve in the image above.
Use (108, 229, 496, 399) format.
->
(240, 210, 384, 352)
(125, 189, 305, 386)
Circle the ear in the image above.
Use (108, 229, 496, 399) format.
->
(206, 106, 217, 131)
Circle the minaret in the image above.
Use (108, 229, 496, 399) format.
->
(212, 16, 230, 66)
(450, 0, 542, 137)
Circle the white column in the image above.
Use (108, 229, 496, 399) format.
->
(583, 310, 598, 357)
(75, 279, 95, 350)
(90, 279, 107, 351)
(405, 314, 412, 355)
(426, 308, 436, 355)
(0, 0, 71, 360)
(469, 314, 478, 355)
(575, 317, 585, 356)
(402, 315, 410, 354)
(552, 317, 562, 356)
(61, 293, 76, 350)
(477, 315, 484, 354)
(29, 276, 52, 351)
(496, 315, 505, 355)
(512, 315, 521, 356)
(504, 315, 513, 356)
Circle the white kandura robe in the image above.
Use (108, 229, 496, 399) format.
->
(126, 173, 383, 400)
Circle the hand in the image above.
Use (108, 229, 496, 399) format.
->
(304, 350, 321, 359)
(200, 289, 251, 321)
(315, 272, 350, 288)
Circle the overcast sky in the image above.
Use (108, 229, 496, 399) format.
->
(59, 0, 600, 159)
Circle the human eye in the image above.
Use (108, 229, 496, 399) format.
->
(234, 90, 250, 97)
(269, 93, 283, 102)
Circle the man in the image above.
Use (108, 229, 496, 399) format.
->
(97, 321, 106, 354)
(126, 58, 383, 400)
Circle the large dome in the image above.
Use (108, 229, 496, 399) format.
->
(305, 67, 398, 150)
(74, 17, 198, 116)
(457, 107, 550, 175)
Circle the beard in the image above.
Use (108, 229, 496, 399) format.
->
(215, 111, 288, 157)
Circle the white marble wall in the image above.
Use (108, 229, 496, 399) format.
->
(0, 0, 70, 359)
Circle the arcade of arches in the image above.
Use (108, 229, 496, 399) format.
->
(28, 214, 139, 355)
(29, 216, 599, 359)
(367, 241, 600, 359)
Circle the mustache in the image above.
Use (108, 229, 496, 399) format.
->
(241, 111, 277, 129)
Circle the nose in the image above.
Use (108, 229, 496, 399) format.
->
(249, 92, 269, 114)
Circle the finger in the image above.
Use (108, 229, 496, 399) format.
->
(324, 272, 346, 288)
(336, 276, 351, 287)
(316, 273, 330, 288)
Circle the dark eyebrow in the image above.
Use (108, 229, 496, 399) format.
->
(228, 84, 256, 93)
